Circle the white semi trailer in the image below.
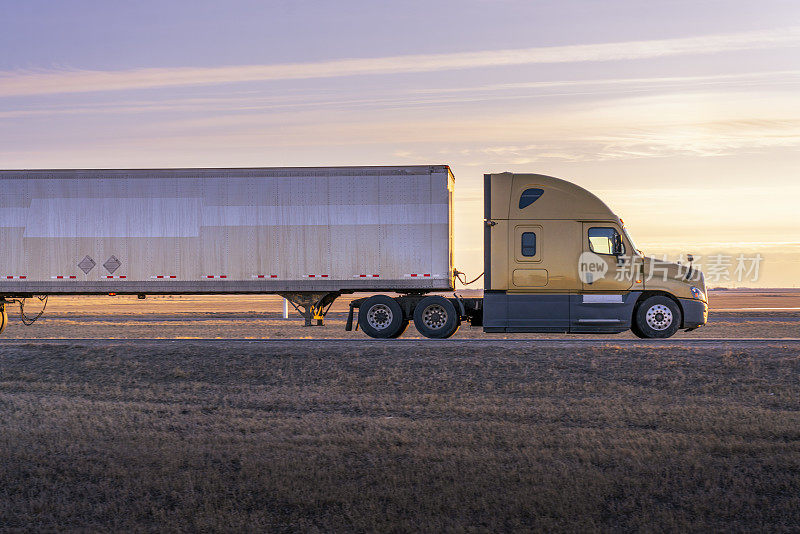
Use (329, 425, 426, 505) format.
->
(0, 165, 708, 339)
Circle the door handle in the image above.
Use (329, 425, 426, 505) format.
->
(485, 220, 497, 227)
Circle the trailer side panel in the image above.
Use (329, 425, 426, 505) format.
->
(0, 166, 454, 295)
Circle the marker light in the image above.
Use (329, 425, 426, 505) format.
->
(690, 286, 706, 301)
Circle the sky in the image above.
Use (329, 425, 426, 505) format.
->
(1, 0, 799, 287)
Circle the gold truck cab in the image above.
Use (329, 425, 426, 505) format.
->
(483, 173, 708, 338)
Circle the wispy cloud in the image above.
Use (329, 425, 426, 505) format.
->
(415, 70, 800, 95)
(4, 85, 799, 165)
(4, 70, 799, 120)
(1, 26, 799, 97)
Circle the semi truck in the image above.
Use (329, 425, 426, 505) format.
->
(0, 165, 708, 339)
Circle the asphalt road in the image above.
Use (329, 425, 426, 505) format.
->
(2, 338, 799, 347)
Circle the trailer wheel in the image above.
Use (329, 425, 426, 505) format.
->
(633, 296, 681, 339)
(413, 296, 460, 339)
(358, 295, 406, 339)
(0, 305, 6, 336)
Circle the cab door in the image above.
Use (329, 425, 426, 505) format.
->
(580, 222, 633, 292)
(571, 222, 636, 332)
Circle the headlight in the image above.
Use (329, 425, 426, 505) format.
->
(690, 286, 706, 301)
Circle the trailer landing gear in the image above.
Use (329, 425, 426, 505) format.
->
(280, 292, 340, 326)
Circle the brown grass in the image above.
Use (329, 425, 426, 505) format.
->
(1, 341, 799, 532)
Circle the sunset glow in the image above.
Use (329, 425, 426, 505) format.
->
(2, 0, 798, 286)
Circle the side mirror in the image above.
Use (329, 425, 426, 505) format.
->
(613, 235, 624, 256)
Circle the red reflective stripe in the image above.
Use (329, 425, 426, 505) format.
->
(359, 274, 366, 277)
(424, 274, 431, 277)
(321, 274, 329, 278)
(220, 275, 227, 278)
(410, 273, 418, 277)
(170, 276, 176, 278)
(270, 274, 277, 278)
(157, 275, 164, 278)
(207, 275, 214, 278)
(70, 276, 76, 279)
(372, 274, 379, 277)
(20, 276, 26, 279)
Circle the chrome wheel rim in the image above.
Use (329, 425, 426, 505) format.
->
(422, 304, 448, 330)
(645, 304, 673, 330)
(367, 304, 393, 330)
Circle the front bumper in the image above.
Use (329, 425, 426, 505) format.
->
(680, 298, 708, 329)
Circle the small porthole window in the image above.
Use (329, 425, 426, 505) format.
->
(521, 232, 536, 257)
(519, 188, 544, 209)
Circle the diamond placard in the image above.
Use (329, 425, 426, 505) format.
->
(78, 255, 96, 274)
(103, 255, 122, 274)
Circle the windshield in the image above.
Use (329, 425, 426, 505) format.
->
(622, 225, 643, 257)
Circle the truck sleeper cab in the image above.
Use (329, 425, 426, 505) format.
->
(480, 172, 707, 338)
(350, 172, 707, 339)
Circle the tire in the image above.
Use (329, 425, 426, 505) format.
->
(0, 306, 6, 336)
(633, 296, 681, 339)
(391, 320, 410, 339)
(413, 296, 460, 339)
(358, 295, 405, 339)
(630, 320, 648, 339)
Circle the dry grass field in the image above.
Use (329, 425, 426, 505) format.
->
(1, 340, 799, 532)
(0, 290, 798, 531)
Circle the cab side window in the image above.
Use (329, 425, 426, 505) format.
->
(521, 232, 536, 257)
(519, 188, 544, 209)
(588, 227, 623, 255)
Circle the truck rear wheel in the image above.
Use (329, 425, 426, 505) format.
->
(413, 296, 460, 339)
(633, 296, 681, 339)
(358, 295, 406, 339)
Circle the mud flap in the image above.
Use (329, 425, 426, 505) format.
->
(346, 302, 356, 331)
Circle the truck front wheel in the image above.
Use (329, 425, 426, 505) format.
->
(632, 296, 681, 339)
(413, 296, 460, 339)
(358, 295, 406, 339)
